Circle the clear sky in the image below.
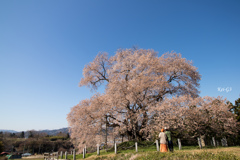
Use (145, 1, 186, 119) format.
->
(0, 0, 239, 132)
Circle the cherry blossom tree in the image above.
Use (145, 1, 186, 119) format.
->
(67, 48, 201, 149)
(152, 96, 239, 139)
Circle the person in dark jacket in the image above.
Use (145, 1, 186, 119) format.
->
(165, 127, 173, 152)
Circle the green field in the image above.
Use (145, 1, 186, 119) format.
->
(72, 146, 240, 160)
(2, 145, 240, 160)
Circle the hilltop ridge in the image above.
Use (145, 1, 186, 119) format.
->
(0, 127, 69, 135)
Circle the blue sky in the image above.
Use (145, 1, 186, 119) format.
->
(0, 0, 239, 131)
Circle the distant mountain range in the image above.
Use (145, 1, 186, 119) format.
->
(0, 129, 17, 133)
(0, 128, 69, 135)
(38, 128, 69, 135)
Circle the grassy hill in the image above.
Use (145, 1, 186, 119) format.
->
(70, 147, 240, 160)
(65, 142, 240, 160)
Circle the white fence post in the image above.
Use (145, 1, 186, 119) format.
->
(135, 142, 138, 152)
(97, 144, 100, 155)
(212, 137, 216, 147)
(114, 143, 117, 154)
(73, 149, 75, 160)
(83, 148, 85, 159)
(60, 151, 63, 159)
(85, 145, 87, 155)
(197, 137, 202, 149)
(156, 140, 159, 151)
(65, 151, 67, 159)
(178, 138, 182, 150)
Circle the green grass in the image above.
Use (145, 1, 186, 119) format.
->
(134, 151, 239, 160)
(64, 144, 240, 160)
(76, 151, 239, 160)
(5, 143, 240, 160)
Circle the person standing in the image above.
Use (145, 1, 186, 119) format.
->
(159, 128, 168, 152)
(165, 127, 173, 152)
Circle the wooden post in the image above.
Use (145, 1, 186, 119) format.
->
(97, 144, 100, 155)
(83, 148, 85, 159)
(178, 138, 182, 150)
(212, 137, 216, 147)
(156, 140, 159, 151)
(65, 151, 67, 159)
(114, 143, 117, 154)
(135, 142, 138, 152)
(73, 149, 75, 160)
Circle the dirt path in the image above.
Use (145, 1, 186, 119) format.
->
(22, 155, 44, 159)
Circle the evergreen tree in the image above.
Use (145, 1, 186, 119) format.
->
(21, 131, 25, 138)
(229, 98, 240, 122)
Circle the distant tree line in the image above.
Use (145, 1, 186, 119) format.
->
(0, 131, 73, 154)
